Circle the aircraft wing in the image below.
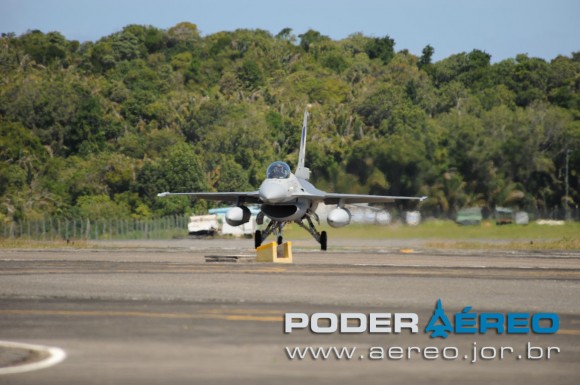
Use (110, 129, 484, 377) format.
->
(322, 193, 427, 205)
(157, 191, 262, 204)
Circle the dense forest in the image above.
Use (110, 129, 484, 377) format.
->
(0, 23, 579, 223)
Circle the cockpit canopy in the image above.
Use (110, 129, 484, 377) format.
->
(266, 161, 291, 179)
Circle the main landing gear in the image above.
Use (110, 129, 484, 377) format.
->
(254, 230, 262, 249)
(254, 215, 328, 251)
(296, 213, 327, 251)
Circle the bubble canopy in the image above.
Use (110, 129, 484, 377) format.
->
(266, 161, 291, 179)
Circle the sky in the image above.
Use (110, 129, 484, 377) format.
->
(1, 0, 579, 62)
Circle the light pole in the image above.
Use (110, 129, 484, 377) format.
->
(564, 148, 570, 221)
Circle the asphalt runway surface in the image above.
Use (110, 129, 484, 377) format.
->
(0, 238, 579, 384)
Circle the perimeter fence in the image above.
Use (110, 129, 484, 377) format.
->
(0, 207, 577, 241)
(419, 206, 580, 221)
(0, 215, 190, 241)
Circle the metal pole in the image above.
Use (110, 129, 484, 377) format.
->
(565, 148, 570, 221)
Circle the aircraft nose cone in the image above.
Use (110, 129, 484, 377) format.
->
(259, 182, 288, 203)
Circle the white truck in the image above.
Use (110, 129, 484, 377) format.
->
(187, 215, 219, 236)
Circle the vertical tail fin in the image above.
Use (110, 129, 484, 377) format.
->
(295, 110, 311, 180)
(297, 111, 308, 169)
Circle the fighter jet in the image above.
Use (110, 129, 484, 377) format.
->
(158, 110, 426, 250)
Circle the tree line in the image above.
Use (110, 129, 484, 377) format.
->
(0, 23, 578, 223)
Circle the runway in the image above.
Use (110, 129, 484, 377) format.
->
(0, 238, 579, 384)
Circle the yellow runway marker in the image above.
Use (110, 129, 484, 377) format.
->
(202, 308, 284, 315)
(1, 310, 577, 332)
(221, 315, 283, 322)
(557, 329, 580, 336)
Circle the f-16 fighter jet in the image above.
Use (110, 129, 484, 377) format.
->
(158, 110, 426, 250)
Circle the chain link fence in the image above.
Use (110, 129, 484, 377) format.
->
(0, 207, 577, 241)
(419, 207, 580, 222)
(0, 215, 190, 241)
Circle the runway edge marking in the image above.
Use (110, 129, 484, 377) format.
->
(0, 340, 66, 375)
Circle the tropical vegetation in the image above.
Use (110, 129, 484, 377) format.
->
(1, 23, 578, 223)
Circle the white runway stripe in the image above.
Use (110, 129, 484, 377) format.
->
(0, 341, 66, 375)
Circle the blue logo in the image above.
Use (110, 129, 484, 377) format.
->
(425, 299, 559, 338)
(425, 299, 453, 338)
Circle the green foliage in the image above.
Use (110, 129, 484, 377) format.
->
(137, 142, 208, 216)
(0, 23, 578, 223)
(167, 22, 200, 47)
(299, 30, 330, 52)
(237, 60, 264, 90)
(419, 45, 434, 69)
(77, 194, 131, 220)
(365, 35, 395, 65)
(0, 121, 46, 162)
(276, 28, 296, 43)
(16, 30, 70, 66)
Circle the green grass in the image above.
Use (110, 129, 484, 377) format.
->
(284, 220, 580, 250)
(284, 220, 580, 241)
(0, 239, 90, 249)
(2, 220, 578, 251)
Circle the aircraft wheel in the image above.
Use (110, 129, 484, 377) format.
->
(254, 230, 262, 249)
(320, 231, 327, 251)
(277, 235, 283, 245)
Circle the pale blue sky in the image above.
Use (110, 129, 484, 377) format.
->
(1, 0, 578, 62)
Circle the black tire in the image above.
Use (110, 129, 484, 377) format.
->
(277, 235, 283, 245)
(254, 230, 262, 249)
(320, 231, 327, 251)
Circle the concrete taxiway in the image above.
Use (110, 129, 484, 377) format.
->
(0, 238, 579, 384)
